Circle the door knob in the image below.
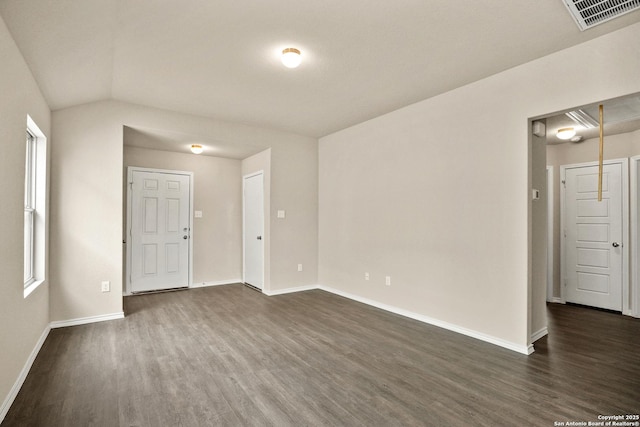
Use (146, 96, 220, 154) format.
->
(183, 235, 188, 239)
(257, 236, 262, 240)
(612, 242, 620, 247)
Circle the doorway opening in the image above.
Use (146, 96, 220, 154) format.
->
(530, 92, 640, 345)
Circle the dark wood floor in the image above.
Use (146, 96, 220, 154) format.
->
(3, 284, 640, 426)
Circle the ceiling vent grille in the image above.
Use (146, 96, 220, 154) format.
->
(562, 0, 640, 30)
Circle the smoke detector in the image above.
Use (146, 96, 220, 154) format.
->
(562, 0, 640, 31)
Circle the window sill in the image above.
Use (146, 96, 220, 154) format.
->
(24, 279, 44, 298)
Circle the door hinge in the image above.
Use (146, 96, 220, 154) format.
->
(561, 179, 566, 187)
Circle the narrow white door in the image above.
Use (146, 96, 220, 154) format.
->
(243, 172, 264, 290)
(130, 170, 190, 293)
(563, 162, 623, 311)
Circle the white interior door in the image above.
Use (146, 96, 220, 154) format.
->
(130, 170, 190, 293)
(563, 162, 624, 311)
(243, 172, 264, 290)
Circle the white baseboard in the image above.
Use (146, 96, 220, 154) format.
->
(318, 285, 533, 355)
(548, 297, 564, 304)
(0, 325, 50, 423)
(50, 312, 124, 329)
(190, 279, 242, 289)
(530, 326, 549, 343)
(263, 284, 319, 296)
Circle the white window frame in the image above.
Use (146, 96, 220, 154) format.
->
(24, 129, 36, 285)
(24, 115, 47, 298)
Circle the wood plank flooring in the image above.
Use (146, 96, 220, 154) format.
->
(3, 284, 640, 426)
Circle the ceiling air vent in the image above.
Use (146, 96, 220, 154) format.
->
(562, 0, 640, 30)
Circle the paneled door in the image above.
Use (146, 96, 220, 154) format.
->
(130, 170, 191, 293)
(243, 172, 264, 290)
(563, 161, 625, 311)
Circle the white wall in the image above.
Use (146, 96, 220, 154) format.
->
(319, 22, 640, 353)
(0, 14, 50, 417)
(50, 100, 318, 321)
(123, 146, 242, 289)
(547, 129, 640, 300)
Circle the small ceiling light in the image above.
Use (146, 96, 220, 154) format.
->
(557, 127, 576, 140)
(190, 144, 203, 154)
(570, 135, 583, 143)
(281, 48, 301, 68)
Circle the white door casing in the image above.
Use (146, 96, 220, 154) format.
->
(243, 172, 264, 290)
(128, 168, 192, 293)
(629, 156, 640, 318)
(547, 166, 555, 303)
(561, 159, 628, 312)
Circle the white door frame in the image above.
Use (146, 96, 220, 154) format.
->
(560, 158, 630, 314)
(242, 171, 265, 289)
(629, 156, 640, 318)
(546, 166, 555, 303)
(125, 166, 194, 295)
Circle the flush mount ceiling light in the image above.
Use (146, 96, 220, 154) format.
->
(557, 127, 576, 140)
(190, 144, 203, 154)
(281, 48, 301, 68)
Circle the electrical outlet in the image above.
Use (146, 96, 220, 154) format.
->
(297, 264, 303, 272)
(385, 276, 391, 286)
(365, 272, 370, 281)
(101, 281, 110, 292)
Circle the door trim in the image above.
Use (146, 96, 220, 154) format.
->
(546, 166, 554, 302)
(629, 156, 640, 318)
(560, 158, 629, 313)
(125, 167, 194, 296)
(242, 171, 265, 290)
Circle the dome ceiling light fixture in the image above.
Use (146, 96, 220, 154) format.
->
(281, 47, 302, 68)
(190, 144, 203, 154)
(556, 127, 576, 140)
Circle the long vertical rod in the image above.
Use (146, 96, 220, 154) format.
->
(598, 104, 604, 202)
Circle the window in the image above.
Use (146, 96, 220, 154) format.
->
(24, 129, 36, 285)
(24, 115, 47, 297)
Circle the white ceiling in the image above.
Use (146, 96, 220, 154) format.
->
(544, 93, 640, 145)
(2, 0, 640, 138)
(123, 126, 265, 159)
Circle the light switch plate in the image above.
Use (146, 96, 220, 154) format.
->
(277, 210, 286, 219)
(195, 210, 203, 218)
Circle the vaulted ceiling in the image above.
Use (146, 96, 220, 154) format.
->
(2, 0, 639, 137)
